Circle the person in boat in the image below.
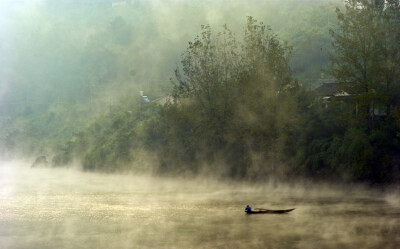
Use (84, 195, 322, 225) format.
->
(245, 205, 252, 213)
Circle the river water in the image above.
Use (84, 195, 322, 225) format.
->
(0, 161, 399, 249)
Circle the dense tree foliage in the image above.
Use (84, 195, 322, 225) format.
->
(297, 0, 400, 182)
(330, 0, 400, 126)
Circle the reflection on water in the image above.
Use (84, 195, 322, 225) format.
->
(0, 161, 399, 249)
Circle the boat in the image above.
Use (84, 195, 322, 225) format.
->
(245, 208, 295, 214)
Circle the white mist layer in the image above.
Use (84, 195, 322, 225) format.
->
(0, 160, 399, 249)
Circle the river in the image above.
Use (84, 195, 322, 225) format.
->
(0, 161, 399, 249)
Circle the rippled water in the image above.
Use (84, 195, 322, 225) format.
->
(0, 161, 399, 249)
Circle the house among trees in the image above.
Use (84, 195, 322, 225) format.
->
(313, 79, 357, 99)
(313, 79, 356, 107)
(312, 79, 386, 117)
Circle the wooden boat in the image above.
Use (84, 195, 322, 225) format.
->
(245, 208, 295, 214)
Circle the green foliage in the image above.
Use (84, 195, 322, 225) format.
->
(330, 0, 400, 128)
(52, 98, 161, 172)
(151, 17, 300, 178)
(2, 1, 399, 183)
(308, 0, 400, 182)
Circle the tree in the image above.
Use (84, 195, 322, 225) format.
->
(330, 1, 379, 127)
(376, 1, 400, 120)
(328, 0, 400, 182)
(241, 17, 293, 94)
(167, 17, 298, 177)
(171, 24, 240, 151)
(330, 0, 400, 128)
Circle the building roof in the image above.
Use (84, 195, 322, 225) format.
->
(313, 79, 358, 96)
(309, 79, 338, 90)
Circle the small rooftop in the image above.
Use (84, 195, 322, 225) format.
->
(312, 79, 357, 96)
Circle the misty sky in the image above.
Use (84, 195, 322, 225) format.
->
(0, 0, 337, 109)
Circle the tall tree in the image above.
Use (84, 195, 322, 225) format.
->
(376, 1, 400, 118)
(172, 24, 240, 146)
(328, 0, 400, 181)
(330, 0, 400, 128)
(168, 17, 297, 177)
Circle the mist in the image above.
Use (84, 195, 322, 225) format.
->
(1, 160, 399, 248)
(0, 0, 340, 169)
(1, 0, 400, 247)
(1, 0, 336, 111)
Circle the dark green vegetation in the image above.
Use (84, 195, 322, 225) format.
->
(1, 0, 399, 183)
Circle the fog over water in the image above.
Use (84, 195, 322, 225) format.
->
(1, 1, 400, 248)
(1, 161, 399, 249)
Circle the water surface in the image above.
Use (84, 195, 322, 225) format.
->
(0, 161, 399, 249)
